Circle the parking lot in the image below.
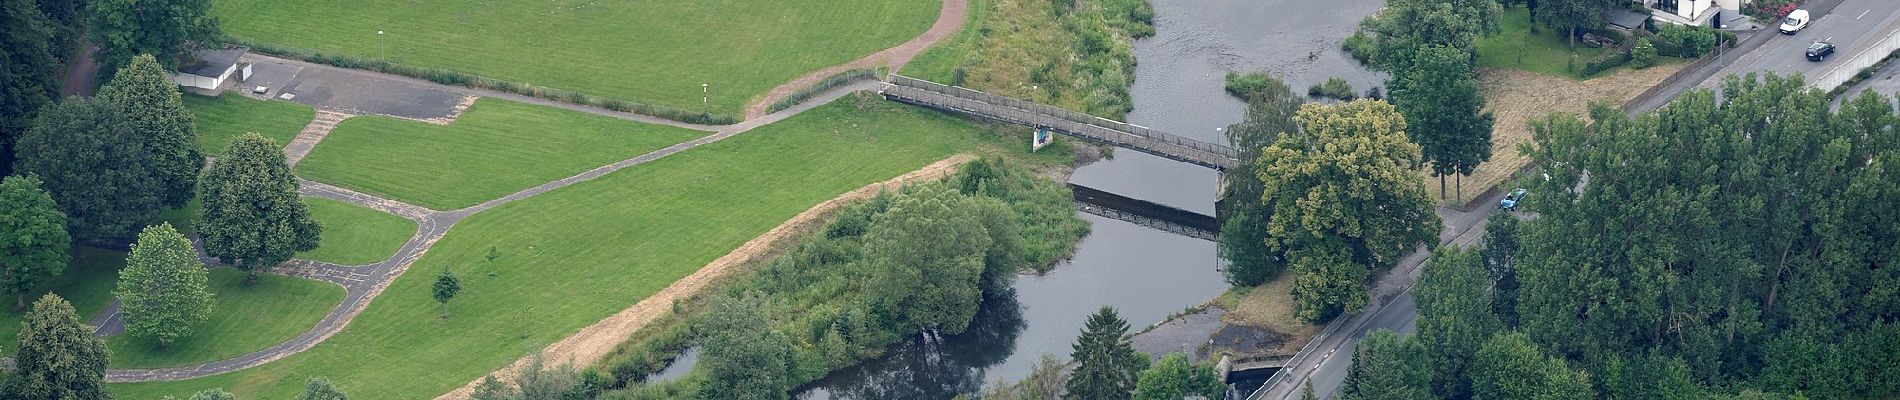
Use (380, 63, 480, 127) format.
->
(1703, 0, 1900, 88)
(237, 55, 470, 122)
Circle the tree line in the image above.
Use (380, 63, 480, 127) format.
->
(1332, 74, 1900, 399)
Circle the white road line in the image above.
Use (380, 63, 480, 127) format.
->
(1859, 10, 1870, 20)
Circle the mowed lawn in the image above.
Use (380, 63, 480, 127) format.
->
(107, 269, 344, 369)
(109, 97, 1010, 399)
(0, 247, 128, 354)
(184, 94, 315, 154)
(1477, 7, 1606, 79)
(298, 197, 418, 266)
(295, 98, 707, 210)
(210, 0, 939, 115)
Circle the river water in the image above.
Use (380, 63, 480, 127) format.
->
(787, 1, 1386, 398)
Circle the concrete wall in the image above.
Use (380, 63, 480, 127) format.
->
(171, 64, 236, 91)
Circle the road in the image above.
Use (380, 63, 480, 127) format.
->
(1701, 0, 1900, 89)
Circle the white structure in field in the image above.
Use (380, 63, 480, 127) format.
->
(172, 47, 250, 91)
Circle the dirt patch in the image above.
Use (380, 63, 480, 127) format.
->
(436, 154, 978, 400)
(743, 0, 970, 119)
(1219, 275, 1320, 355)
(1430, 64, 1687, 205)
(1207, 323, 1291, 357)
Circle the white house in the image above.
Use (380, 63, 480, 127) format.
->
(1648, 0, 1750, 27)
(171, 47, 249, 91)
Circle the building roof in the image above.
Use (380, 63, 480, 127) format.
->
(177, 47, 248, 78)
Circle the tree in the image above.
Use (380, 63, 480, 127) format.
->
(83, 0, 220, 73)
(15, 96, 164, 243)
(1, 0, 61, 175)
(1534, 0, 1614, 48)
(179, 388, 236, 400)
(1218, 72, 1302, 286)
(199, 133, 321, 280)
(1065, 307, 1148, 400)
(96, 53, 202, 208)
(697, 292, 792, 400)
(0, 174, 69, 309)
(1470, 331, 1593, 400)
(1351, 0, 1501, 71)
(1300, 381, 1318, 400)
(1479, 212, 1521, 326)
(1339, 329, 1429, 400)
(1256, 100, 1440, 322)
(298, 377, 348, 400)
(1132, 353, 1224, 400)
(1392, 45, 1492, 199)
(469, 353, 597, 400)
(864, 185, 992, 335)
(11, 293, 110, 400)
(1412, 247, 1499, 398)
(116, 222, 212, 345)
(434, 268, 461, 314)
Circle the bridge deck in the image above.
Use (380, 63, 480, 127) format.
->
(880, 75, 1241, 170)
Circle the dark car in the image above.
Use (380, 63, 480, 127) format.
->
(1807, 42, 1836, 61)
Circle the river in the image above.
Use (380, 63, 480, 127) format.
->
(789, 1, 1383, 398)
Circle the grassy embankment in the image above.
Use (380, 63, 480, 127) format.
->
(903, 0, 1152, 119)
(109, 94, 1075, 399)
(295, 98, 706, 210)
(207, 0, 938, 116)
(105, 269, 344, 369)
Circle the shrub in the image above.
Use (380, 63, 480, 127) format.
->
(1224, 72, 1273, 101)
(1655, 24, 1720, 57)
(1307, 78, 1356, 101)
(1631, 38, 1658, 69)
(1580, 48, 1631, 76)
(1342, 29, 1376, 64)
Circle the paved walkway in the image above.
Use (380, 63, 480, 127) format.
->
(283, 111, 354, 166)
(742, 0, 968, 119)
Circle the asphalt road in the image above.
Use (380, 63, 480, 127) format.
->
(1703, 0, 1900, 88)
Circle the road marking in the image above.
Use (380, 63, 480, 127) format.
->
(1859, 10, 1870, 20)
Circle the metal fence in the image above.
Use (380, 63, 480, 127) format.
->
(884, 75, 1241, 169)
(1812, 24, 1900, 91)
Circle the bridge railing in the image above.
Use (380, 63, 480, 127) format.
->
(888, 75, 1240, 160)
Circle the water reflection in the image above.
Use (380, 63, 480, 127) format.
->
(797, 292, 1026, 399)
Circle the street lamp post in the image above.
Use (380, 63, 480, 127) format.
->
(378, 30, 385, 60)
(702, 83, 710, 115)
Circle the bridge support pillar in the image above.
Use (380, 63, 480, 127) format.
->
(1214, 170, 1229, 223)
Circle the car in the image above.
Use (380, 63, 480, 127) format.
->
(1500, 188, 1528, 211)
(1780, 9, 1811, 34)
(1807, 41, 1836, 61)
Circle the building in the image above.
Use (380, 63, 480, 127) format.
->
(172, 47, 250, 91)
(1649, 0, 1750, 27)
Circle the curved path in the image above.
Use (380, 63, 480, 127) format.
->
(105, 0, 965, 384)
(743, 0, 968, 120)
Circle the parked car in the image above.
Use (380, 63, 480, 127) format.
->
(1500, 188, 1528, 211)
(1807, 41, 1836, 61)
(1780, 9, 1811, 34)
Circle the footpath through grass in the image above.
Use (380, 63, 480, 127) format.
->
(209, 0, 938, 115)
(0, 247, 127, 354)
(108, 95, 1037, 399)
(298, 197, 418, 266)
(295, 98, 706, 210)
(106, 269, 344, 369)
(184, 94, 315, 154)
(1476, 7, 1606, 79)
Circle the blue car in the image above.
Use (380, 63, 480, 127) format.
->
(1499, 188, 1528, 211)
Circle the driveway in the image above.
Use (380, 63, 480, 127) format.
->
(1702, 0, 1900, 88)
(240, 55, 470, 121)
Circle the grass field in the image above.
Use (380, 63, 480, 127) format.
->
(209, 0, 938, 115)
(0, 247, 128, 355)
(295, 98, 706, 210)
(108, 95, 1042, 399)
(184, 94, 315, 154)
(903, 0, 989, 82)
(1477, 7, 1608, 79)
(298, 197, 418, 266)
(106, 269, 344, 369)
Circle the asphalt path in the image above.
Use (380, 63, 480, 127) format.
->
(1703, 0, 1900, 88)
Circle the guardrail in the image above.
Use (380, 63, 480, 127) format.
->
(884, 75, 1241, 169)
(1245, 306, 1349, 400)
(1812, 24, 1900, 91)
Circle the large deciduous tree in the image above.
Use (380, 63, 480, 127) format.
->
(1218, 72, 1302, 286)
(15, 96, 164, 244)
(1256, 100, 1440, 322)
(864, 185, 992, 336)
(1392, 45, 1492, 199)
(199, 133, 321, 280)
(1412, 247, 1499, 398)
(1352, 0, 1501, 72)
(12, 293, 110, 400)
(1339, 329, 1430, 400)
(1470, 331, 1594, 400)
(96, 53, 203, 208)
(1, 0, 62, 175)
(83, 0, 220, 73)
(1132, 352, 1225, 400)
(697, 292, 792, 400)
(1534, 0, 1614, 48)
(0, 174, 69, 309)
(297, 377, 348, 400)
(1066, 306, 1147, 400)
(116, 222, 212, 345)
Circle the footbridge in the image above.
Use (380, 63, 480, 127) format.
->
(880, 75, 1242, 170)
